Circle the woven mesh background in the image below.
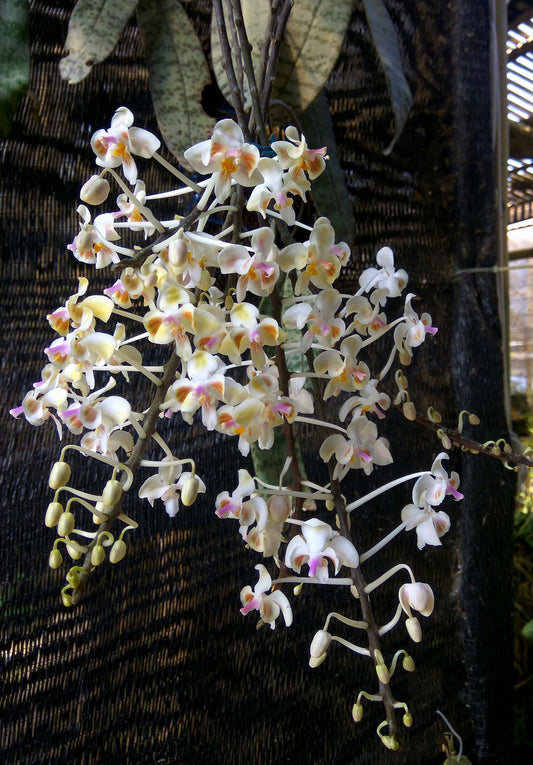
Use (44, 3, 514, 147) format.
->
(0, 1, 516, 764)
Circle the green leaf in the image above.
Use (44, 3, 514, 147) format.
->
(0, 0, 30, 137)
(521, 617, 533, 640)
(211, 0, 352, 115)
(251, 278, 310, 489)
(362, 0, 413, 154)
(299, 90, 354, 247)
(138, 0, 214, 159)
(59, 0, 139, 84)
(268, 0, 352, 112)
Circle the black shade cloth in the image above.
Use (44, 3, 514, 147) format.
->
(0, 1, 516, 763)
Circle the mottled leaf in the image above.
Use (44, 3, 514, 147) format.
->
(211, 0, 352, 114)
(59, 0, 139, 84)
(362, 0, 413, 154)
(0, 0, 29, 137)
(138, 0, 214, 159)
(268, 0, 352, 112)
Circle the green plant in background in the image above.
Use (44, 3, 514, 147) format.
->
(513, 422, 533, 756)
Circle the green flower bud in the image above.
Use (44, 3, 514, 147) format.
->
(352, 703, 363, 723)
(109, 540, 127, 564)
(91, 544, 105, 566)
(402, 654, 416, 672)
(61, 590, 73, 607)
(102, 479, 122, 507)
(403, 712, 413, 728)
(49, 461, 71, 489)
(376, 662, 390, 685)
(45, 502, 64, 528)
(66, 569, 81, 589)
(49, 549, 63, 569)
(382, 735, 400, 751)
(57, 511, 75, 537)
(66, 544, 83, 560)
(403, 401, 416, 421)
(181, 476, 199, 507)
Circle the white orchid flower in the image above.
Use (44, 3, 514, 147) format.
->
(285, 518, 359, 582)
(239, 564, 292, 629)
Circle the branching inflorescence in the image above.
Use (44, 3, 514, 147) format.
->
(10, 104, 465, 748)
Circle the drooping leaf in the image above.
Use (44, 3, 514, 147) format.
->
(0, 0, 30, 137)
(299, 89, 354, 247)
(362, 0, 413, 154)
(211, 0, 352, 115)
(59, 0, 139, 84)
(138, 0, 214, 159)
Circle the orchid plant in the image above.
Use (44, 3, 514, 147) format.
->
(10, 0, 472, 752)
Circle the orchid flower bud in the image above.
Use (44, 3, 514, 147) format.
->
(109, 539, 127, 564)
(376, 662, 390, 684)
(45, 501, 63, 528)
(66, 543, 83, 560)
(102, 479, 122, 506)
(181, 476, 199, 506)
(66, 568, 82, 589)
(405, 616, 422, 642)
(310, 629, 332, 659)
(402, 401, 416, 421)
(80, 175, 110, 205)
(91, 544, 105, 566)
(57, 511, 75, 537)
(49, 461, 71, 489)
(402, 654, 416, 672)
(352, 703, 363, 722)
(49, 548, 63, 569)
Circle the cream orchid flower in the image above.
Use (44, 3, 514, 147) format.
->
(90, 107, 160, 185)
(283, 289, 345, 352)
(319, 415, 393, 479)
(239, 564, 292, 629)
(247, 157, 306, 225)
(272, 125, 328, 182)
(183, 119, 260, 202)
(139, 458, 205, 518)
(359, 246, 408, 300)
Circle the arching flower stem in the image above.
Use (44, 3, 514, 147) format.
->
(345, 472, 428, 513)
(324, 611, 369, 632)
(360, 521, 408, 563)
(151, 151, 204, 192)
(364, 563, 415, 595)
(331, 635, 371, 657)
(105, 168, 166, 234)
(271, 576, 354, 587)
(378, 603, 403, 636)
